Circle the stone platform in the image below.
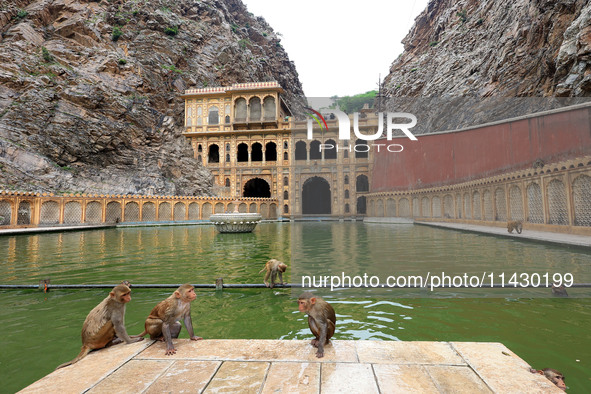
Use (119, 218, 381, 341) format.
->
(19, 339, 561, 393)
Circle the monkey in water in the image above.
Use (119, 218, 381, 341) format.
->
(259, 259, 287, 288)
(297, 292, 336, 358)
(136, 284, 202, 355)
(530, 368, 566, 391)
(56, 284, 143, 369)
(507, 220, 523, 234)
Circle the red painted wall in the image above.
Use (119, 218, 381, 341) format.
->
(371, 106, 591, 192)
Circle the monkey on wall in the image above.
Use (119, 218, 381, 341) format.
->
(552, 284, 569, 297)
(56, 284, 143, 369)
(297, 292, 336, 358)
(259, 259, 287, 288)
(507, 220, 523, 234)
(135, 283, 202, 355)
(530, 368, 566, 391)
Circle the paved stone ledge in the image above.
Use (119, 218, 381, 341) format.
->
(19, 340, 561, 393)
(0, 224, 116, 236)
(363, 217, 414, 224)
(415, 221, 591, 248)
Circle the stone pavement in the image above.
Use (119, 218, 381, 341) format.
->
(19, 339, 561, 393)
(415, 221, 591, 248)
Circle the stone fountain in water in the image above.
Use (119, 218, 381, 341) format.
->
(209, 200, 262, 233)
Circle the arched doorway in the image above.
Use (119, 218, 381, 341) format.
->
(295, 141, 307, 160)
(243, 178, 271, 198)
(356, 174, 369, 192)
(357, 196, 367, 214)
(302, 176, 331, 215)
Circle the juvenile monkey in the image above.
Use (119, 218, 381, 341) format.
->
(530, 368, 566, 391)
(297, 292, 336, 358)
(507, 220, 523, 234)
(56, 284, 142, 369)
(259, 259, 287, 288)
(136, 284, 202, 355)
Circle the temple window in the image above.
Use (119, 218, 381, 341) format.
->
(208, 106, 219, 125)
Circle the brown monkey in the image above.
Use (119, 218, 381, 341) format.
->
(552, 284, 568, 297)
(529, 368, 566, 391)
(259, 259, 287, 288)
(507, 220, 522, 234)
(56, 284, 142, 369)
(297, 292, 336, 358)
(136, 284, 202, 355)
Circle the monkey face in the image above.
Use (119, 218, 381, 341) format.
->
(121, 291, 131, 303)
(185, 288, 197, 302)
(551, 374, 566, 390)
(298, 299, 309, 313)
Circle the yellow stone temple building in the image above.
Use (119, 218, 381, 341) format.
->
(181, 81, 375, 219)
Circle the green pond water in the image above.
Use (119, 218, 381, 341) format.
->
(1, 222, 590, 393)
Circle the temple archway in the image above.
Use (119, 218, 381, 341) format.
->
(302, 176, 331, 215)
(243, 178, 271, 198)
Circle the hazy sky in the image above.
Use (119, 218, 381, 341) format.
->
(241, 0, 430, 98)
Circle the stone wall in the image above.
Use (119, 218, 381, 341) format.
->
(0, 192, 278, 228)
(367, 155, 591, 235)
(371, 104, 591, 192)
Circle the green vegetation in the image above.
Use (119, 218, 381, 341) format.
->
(16, 9, 28, 19)
(112, 26, 123, 41)
(161, 64, 183, 73)
(329, 90, 377, 113)
(456, 9, 468, 23)
(41, 47, 54, 62)
(231, 23, 239, 33)
(118, 58, 127, 65)
(429, 41, 439, 47)
(164, 26, 178, 36)
(238, 39, 249, 49)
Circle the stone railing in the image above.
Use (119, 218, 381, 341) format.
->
(365, 156, 591, 235)
(0, 193, 279, 228)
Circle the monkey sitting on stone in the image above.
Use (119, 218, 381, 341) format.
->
(259, 259, 287, 288)
(507, 220, 522, 234)
(297, 292, 336, 358)
(529, 368, 566, 391)
(56, 284, 143, 369)
(135, 284, 202, 355)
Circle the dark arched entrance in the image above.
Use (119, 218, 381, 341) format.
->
(243, 178, 271, 198)
(302, 176, 331, 215)
(357, 196, 367, 214)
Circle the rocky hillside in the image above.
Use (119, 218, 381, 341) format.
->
(0, 0, 305, 195)
(382, 0, 591, 132)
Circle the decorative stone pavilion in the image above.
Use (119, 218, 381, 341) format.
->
(181, 82, 375, 219)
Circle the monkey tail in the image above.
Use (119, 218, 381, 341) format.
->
(132, 330, 148, 338)
(55, 345, 91, 369)
(258, 268, 266, 273)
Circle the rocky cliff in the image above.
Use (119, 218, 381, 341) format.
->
(382, 0, 591, 133)
(0, 0, 305, 195)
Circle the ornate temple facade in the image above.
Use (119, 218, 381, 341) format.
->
(181, 82, 375, 219)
